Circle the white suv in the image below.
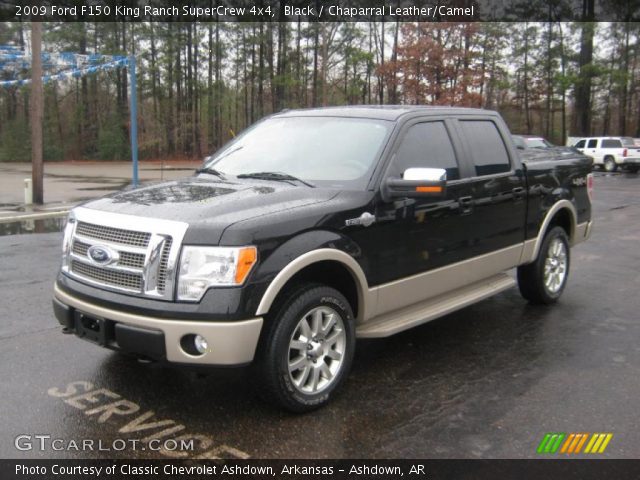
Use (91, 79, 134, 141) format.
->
(572, 136, 640, 172)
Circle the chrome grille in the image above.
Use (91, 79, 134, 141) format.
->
(73, 239, 145, 269)
(63, 208, 189, 300)
(76, 221, 151, 247)
(157, 238, 173, 294)
(71, 260, 142, 291)
(72, 240, 90, 257)
(118, 251, 146, 269)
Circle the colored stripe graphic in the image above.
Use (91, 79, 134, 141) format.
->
(537, 434, 552, 453)
(540, 433, 613, 454)
(585, 433, 613, 454)
(537, 433, 565, 453)
(574, 434, 589, 453)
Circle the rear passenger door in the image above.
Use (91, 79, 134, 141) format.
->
(455, 118, 526, 257)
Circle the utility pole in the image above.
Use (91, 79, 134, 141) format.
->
(30, 21, 44, 204)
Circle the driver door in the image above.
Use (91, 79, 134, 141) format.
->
(363, 119, 475, 286)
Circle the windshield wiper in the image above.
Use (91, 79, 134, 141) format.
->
(195, 167, 226, 179)
(237, 172, 315, 188)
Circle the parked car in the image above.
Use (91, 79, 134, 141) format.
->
(572, 136, 640, 172)
(53, 106, 593, 411)
(514, 135, 583, 162)
(512, 135, 555, 150)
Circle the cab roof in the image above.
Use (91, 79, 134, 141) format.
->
(272, 105, 496, 122)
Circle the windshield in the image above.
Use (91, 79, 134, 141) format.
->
(204, 116, 393, 188)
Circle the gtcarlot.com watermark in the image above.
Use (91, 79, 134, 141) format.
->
(15, 434, 194, 453)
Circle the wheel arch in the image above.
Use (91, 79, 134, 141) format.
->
(255, 249, 371, 323)
(521, 200, 577, 264)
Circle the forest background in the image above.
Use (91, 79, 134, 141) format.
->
(1, 18, 639, 162)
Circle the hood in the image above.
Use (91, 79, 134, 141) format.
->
(79, 176, 337, 244)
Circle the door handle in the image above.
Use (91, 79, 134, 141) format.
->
(512, 187, 525, 200)
(458, 196, 474, 214)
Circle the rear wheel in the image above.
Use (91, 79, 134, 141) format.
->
(518, 226, 570, 304)
(252, 283, 355, 412)
(604, 156, 617, 172)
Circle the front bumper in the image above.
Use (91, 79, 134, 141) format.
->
(53, 283, 263, 366)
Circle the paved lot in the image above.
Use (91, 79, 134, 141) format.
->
(0, 161, 200, 220)
(0, 172, 639, 459)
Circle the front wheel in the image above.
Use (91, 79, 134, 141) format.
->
(252, 283, 355, 412)
(517, 226, 570, 304)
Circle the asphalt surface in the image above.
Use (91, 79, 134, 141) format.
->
(0, 161, 200, 221)
(1, 172, 639, 459)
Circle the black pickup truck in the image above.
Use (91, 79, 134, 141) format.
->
(53, 106, 593, 411)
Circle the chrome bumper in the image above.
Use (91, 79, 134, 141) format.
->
(54, 284, 263, 366)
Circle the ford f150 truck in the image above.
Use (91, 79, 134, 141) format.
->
(53, 106, 593, 411)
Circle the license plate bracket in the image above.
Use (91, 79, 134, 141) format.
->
(74, 311, 107, 345)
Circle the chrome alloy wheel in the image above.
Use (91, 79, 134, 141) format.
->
(287, 306, 346, 394)
(543, 238, 567, 294)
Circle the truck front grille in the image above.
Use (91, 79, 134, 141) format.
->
(157, 238, 173, 294)
(72, 240, 90, 256)
(71, 260, 143, 291)
(118, 251, 146, 269)
(76, 221, 151, 247)
(73, 239, 146, 270)
(63, 208, 189, 300)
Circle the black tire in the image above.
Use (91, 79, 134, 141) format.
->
(251, 283, 356, 412)
(517, 226, 570, 305)
(626, 166, 639, 174)
(604, 156, 617, 172)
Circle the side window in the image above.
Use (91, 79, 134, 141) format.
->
(587, 139, 598, 148)
(459, 120, 511, 176)
(601, 139, 622, 148)
(393, 121, 460, 180)
(574, 139, 586, 148)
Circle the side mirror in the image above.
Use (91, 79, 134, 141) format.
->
(384, 167, 447, 200)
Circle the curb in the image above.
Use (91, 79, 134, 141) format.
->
(0, 210, 69, 224)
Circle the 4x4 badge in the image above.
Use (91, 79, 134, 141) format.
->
(345, 212, 376, 227)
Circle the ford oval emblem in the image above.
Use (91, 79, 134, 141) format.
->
(87, 245, 118, 265)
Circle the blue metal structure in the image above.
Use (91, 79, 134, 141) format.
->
(0, 46, 139, 186)
(128, 56, 138, 187)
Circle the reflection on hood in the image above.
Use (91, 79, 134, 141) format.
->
(111, 183, 238, 206)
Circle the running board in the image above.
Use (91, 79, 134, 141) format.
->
(356, 273, 516, 338)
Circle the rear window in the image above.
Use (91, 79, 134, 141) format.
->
(459, 120, 511, 176)
(602, 139, 622, 148)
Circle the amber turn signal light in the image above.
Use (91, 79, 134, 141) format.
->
(415, 186, 443, 193)
(235, 247, 258, 284)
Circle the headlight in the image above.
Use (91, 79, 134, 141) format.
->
(177, 246, 257, 301)
(61, 211, 76, 267)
